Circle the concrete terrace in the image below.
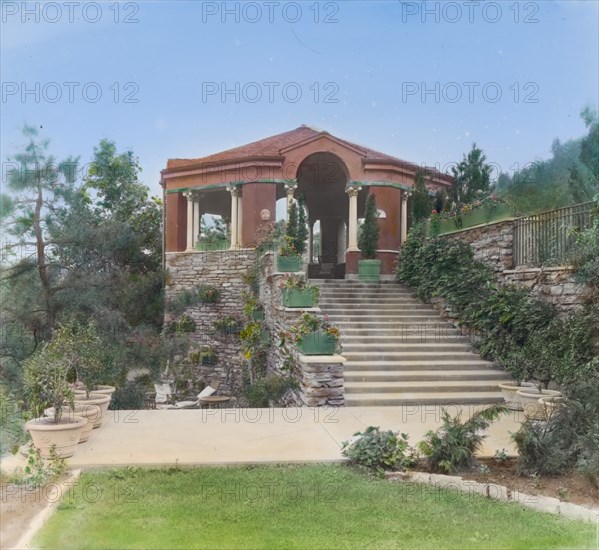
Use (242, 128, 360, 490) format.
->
(57, 405, 522, 469)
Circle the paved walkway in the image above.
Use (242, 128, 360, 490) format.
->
(55, 405, 522, 468)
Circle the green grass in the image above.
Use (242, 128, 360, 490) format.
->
(36, 465, 595, 549)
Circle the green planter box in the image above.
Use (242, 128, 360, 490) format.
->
(197, 239, 229, 251)
(358, 259, 381, 282)
(487, 203, 513, 223)
(277, 255, 302, 272)
(251, 310, 265, 321)
(283, 288, 316, 308)
(260, 329, 271, 345)
(437, 218, 460, 235)
(297, 331, 337, 355)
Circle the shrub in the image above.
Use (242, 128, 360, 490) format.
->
(397, 230, 597, 387)
(513, 376, 599, 482)
(166, 285, 220, 315)
(342, 426, 416, 474)
(213, 315, 241, 334)
(188, 346, 218, 365)
(0, 392, 27, 456)
(418, 405, 507, 473)
(243, 374, 296, 407)
(109, 383, 146, 410)
(165, 314, 196, 335)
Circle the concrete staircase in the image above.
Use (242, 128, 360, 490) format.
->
(314, 280, 510, 406)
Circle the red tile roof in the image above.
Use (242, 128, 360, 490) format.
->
(166, 125, 449, 180)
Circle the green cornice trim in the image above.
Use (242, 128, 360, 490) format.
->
(348, 180, 412, 192)
(165, 179, 297, 194)
(348, 180, 436, 197)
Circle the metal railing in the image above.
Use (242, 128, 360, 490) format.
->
(513, 201, 597, 267)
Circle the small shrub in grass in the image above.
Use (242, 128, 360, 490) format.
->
(418, 405, 507, 474)
(243, 374, 296, 407)
(109, 383, 146, 410)
(342, 426, 417, 475)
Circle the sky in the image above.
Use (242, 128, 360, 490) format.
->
(1, 0, 598, 201)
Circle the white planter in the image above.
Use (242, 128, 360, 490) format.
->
(498, 383, 535, 411)
(25, 416, 86, 458)
(74, 393, 111, 428)
(517, 389, 562, 420)
(45, 404, 101, 443)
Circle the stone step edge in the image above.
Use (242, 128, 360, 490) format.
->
(384, 471, 599, 523)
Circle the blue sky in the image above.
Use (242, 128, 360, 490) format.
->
(1, 0, 598, 198)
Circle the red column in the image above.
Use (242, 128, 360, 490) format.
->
(241, 183, 277, 247)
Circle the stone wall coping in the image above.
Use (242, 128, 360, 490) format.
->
(298, 354, 346, 364)
(165, 249, 255, 256)
(503, 266, 575, 274)
(279, 307, 322, 313)
(438, 218, 516, 237)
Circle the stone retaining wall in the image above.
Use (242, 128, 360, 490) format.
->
(440, 221, 590, 312)
(164, 250, 256, 396)
(258, 252, 345, 406)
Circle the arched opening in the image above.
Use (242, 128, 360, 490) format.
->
(295, 152, 357, 279)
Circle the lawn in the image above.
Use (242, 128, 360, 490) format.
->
(36, 465, 595, 549)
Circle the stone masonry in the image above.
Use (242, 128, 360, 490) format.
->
(440, 220, 591, 313)
(164, 250, 256, 397)
(258, 252, 345, 406)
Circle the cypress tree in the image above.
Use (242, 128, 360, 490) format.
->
(359, 193, 380, 259)
(295, 194, 308, 255)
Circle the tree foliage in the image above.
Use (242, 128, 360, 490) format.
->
(450, 143, 492, 208)
(1, 127, 164, 391)
(412, 170, 432, 222)
(497, 108, 599, 213)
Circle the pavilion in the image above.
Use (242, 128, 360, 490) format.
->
(160, 125, 452, 277)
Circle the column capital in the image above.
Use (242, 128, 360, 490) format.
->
(401, 190, 411, 202)
(284, 179, 297, 191)
(183, 191, 194, 201)
(227, 184, 240, 198)
(346, 185, 362, 198)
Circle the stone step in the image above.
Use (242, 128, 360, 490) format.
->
(343, 360, 495, 371)
(319, 299, 431, 306)
(343, 351, 482, 361)
(342, 342, 473, 352)
(339, 330, 463, 339)
(344, 392, 504, 406)
(345, 380, 508, 393)
(341, 338, 470, 353)
(344, 369, 510, 382)
(318, 308, 439, 320)
(329, 315, 445, 323)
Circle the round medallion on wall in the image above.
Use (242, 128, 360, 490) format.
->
(260, 209, 271, 221)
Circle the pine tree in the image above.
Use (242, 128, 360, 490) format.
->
(412, 170, 432, 222)
(450, 143, 492, 208)
(359, 193, 380, 259)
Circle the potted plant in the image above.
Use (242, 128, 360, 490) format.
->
(277, 235, 302, 272)
(280, 274, 319, 308)
(23, 328, 87, 458)
(358, 193, 381, 282)
(214, 314, 242, 334)
(189, 346, 218, 365)
(243, 292, 265, 320)
(288, 313, 340, 355)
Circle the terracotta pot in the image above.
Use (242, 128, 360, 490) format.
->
(73, 384, 116, 397)
(44, 404, 101, 443)
(74, 392, 111, 428)
(25, 416, 86, 458)
(518, 389, 562, 420)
